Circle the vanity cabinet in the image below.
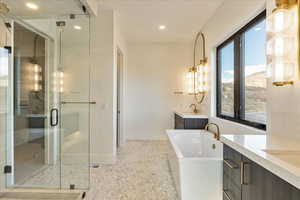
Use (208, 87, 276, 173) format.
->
(174, 114, 208, 129)
(241, 156, 273, 200)
(272, 175, 300, 200)
(223, 145, 242, 200)
(223, 145, 300, 200)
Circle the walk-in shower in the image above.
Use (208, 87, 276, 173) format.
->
(0, 0, 91, 191)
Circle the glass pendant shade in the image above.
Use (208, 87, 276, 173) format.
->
(267, 36, 296, 58)
(33, 64, 41, 91)
(186, 62, 208, 95)
(270, 59, 295, 82)
(266, 5, 298, 86)
(187, 68, 195, 94)
(196, 63, 208, 93)
(267, 8, 294, 33)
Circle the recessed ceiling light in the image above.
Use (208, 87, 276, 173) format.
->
(74, 25, 82, 30)
(159, 25, 166, 30)
(26, 2, 39, 10)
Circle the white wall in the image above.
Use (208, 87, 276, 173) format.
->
(113, 12, 128, 148)
(90, 9, 128, 163)
(90, 10, 114, 163)
(200, 0, 266, 135)
(125, 43, 195, 140)
(123, 0, 268, 140)
(124, 0, 271, 140)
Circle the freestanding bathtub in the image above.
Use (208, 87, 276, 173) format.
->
(166, 130, 223, 200)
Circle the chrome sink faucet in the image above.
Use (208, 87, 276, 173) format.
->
(205, 123, 220, 141)
(189, 104, 198, 114)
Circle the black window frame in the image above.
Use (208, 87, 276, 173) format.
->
(216, 10, 267, 130)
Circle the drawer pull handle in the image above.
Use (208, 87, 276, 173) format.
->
(224, 159, 238, 169)
(241, 161, 250, 185)
(223, 190, 232, 200)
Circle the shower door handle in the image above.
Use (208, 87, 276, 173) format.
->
(50, 108, 59, 127)
(60, 101, 96, 105)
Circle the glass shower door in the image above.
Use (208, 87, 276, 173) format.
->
(58, 15, 91, 190)
(1, 0, 91, 191)
(0, 46, 11, 190)
(11, 21, 60, 189)
(5, 17, 90, 190)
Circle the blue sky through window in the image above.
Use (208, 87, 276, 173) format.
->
(221, 19, 266, 82)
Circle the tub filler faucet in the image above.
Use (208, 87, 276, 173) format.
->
(205, 123, 220, 141)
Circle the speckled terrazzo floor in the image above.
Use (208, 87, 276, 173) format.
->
(15, 164, 89, 189)
(1, 141, 177, 200)
(87, 140, 178, 200)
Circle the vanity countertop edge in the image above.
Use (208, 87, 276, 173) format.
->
(220, 134, 300, 190)
(174, 111, 208, 119)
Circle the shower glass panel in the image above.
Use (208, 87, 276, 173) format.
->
(0, 20, 12, 189)
(12, 22, 59, 189)
(1, 0, 91, 190)
(58, 15, 91, 190)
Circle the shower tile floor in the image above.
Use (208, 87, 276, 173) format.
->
(18, 164, 89, 189)
(87, 140, 178, 200)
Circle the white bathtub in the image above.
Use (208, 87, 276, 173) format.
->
(166, 130, 223, 200)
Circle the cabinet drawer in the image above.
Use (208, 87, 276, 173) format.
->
(184, 118, 208, 129)
(223, 145, 300, 200)
(223, 173, 241, 200)
(223, 145, 242, 188)
(174, 114, 208, 129)
(223, 190, 241, 200)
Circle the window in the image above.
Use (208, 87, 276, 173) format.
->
(217, 11, 267, 130)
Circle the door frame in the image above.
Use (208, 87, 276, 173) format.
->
(116, 47, 124, 149)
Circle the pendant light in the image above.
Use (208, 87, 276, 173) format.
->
(187, 32, 208, 104)
(267, 0, 299, 86)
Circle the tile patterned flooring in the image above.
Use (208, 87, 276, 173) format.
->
(1, 141, 177, 200)
(87, 140, 178, 200)
(0, 192, 82, 200)
(18, 164, 89, 189)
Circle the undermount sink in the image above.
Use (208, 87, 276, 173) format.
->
(262, 149, 300, 167)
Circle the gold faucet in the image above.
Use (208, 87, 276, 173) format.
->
(189, 104, 198, 114)
(205, 123, 220, 141)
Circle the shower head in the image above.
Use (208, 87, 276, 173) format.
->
(0, 2, 9, 14)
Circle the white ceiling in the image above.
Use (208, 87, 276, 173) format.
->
(99, 0, 225, 43)
(3, 0, 84, 18)
(4, 0, 263, 43)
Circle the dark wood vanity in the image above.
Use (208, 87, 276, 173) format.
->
(174, 113, 208, 129)
(223, 144, 300, 200)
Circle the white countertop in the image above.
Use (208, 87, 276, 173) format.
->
(174, 111, 208, 119)
(221, 134, 300, 190)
